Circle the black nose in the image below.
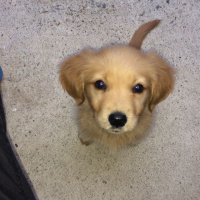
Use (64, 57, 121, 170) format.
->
(108, 112, 127, 128)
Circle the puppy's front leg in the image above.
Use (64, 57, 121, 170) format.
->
(78, 131, 93, 146)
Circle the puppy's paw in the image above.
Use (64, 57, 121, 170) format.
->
(79, 138, 93, 146)
(78, 132, 93, 146)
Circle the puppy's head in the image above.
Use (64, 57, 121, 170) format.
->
(59, 46, 174, 134)
(59, 20, 175, 134)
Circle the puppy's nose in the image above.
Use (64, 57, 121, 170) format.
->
(108, 112, 127, 128)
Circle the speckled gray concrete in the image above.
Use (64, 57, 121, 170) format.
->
(1, 0, 200, 199)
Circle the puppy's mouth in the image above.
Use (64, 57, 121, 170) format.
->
(108, 127, 125, 134)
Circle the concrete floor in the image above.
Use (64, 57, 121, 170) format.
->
(1, 0, 200, 199)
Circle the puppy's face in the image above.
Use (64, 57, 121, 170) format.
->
(84, 47, 152, 134)
(60, 46, 175, 134)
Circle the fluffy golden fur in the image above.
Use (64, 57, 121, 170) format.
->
(59, 20, 175, 151)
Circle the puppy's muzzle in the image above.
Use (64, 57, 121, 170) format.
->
(108, 112, 127, 128)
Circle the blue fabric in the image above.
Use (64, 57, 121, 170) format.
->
(0, 67, 3, 82)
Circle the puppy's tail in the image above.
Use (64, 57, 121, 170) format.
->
(129, 19, 161, 49)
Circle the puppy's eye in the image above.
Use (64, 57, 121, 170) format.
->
(132, 84, 144, 93)
(94, 80, 106, 90)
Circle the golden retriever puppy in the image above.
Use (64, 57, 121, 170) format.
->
(59, 20, 175, 151)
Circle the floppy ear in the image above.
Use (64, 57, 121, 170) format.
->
(59, 50, 93, 105)
(147, 52, 175, 111)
